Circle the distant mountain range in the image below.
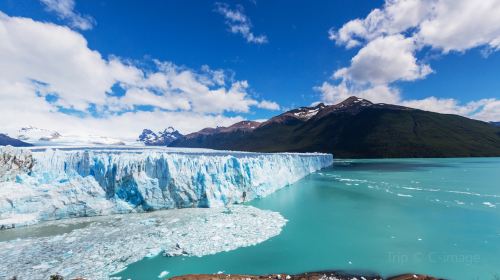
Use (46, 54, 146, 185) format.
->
(15, 126, 126, 146)
(18, 126, 62, 142)
(491, 122, 500, 127)
(138, 127, 183, 146)
(0, 133, 32, 147)
(170, 96, 500, 158)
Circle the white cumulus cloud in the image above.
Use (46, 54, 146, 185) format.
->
(333, 35, 432, 85)
(257, 100, 280, 110)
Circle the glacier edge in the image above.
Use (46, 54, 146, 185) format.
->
(0, 146, 333, 227)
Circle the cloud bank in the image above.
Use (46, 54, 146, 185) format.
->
(0, 12, 279, 138)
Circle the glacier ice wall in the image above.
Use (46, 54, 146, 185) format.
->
(0, 146, 332, 227)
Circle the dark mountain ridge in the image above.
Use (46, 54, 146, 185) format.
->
(0, 134, 33, 147)
(184, 121, 261, 140)
(170, 97, 500, 158)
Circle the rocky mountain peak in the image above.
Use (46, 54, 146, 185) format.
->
(138, 127, 184, 146)
(337, 96, 373, 107)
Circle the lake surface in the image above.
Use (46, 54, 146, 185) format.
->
(117, 158, 500, 280)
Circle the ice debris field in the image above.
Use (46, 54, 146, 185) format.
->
(0, 146, 332, 279)
(0, 205, 286, 279)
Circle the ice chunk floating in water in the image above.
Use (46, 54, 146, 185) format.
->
(0, 205, 286, 280)
(0, 146, 332, 227)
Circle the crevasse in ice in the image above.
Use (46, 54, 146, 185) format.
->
(0, 146, 333, 227)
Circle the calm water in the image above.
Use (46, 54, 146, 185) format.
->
(117, 158, 498, 279)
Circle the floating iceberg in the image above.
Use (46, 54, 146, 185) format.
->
(0, 146, 332, 227)
(0, 205, 287, 279)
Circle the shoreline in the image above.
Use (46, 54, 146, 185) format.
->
(169, 272, 442, 280)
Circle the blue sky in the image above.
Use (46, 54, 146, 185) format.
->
(0, 0, 499, 138)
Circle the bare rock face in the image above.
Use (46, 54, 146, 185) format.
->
(0, 146, 34, 180)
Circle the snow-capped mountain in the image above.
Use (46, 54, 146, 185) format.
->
(289, 103, 327, 121)
(254, 103, 328, 127)
(138, 129, 158, 144)
(138, 127, 184, 146)
(18, 126, 61, 142)
(17, 126, 126, 146)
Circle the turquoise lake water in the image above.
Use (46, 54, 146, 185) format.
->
(117, 158, 500, 280)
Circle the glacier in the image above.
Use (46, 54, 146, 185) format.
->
(0, 146, 333, 227)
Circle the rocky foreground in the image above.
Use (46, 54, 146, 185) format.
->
(170, 272, 442, 280)
(26, 271, 442, 280)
